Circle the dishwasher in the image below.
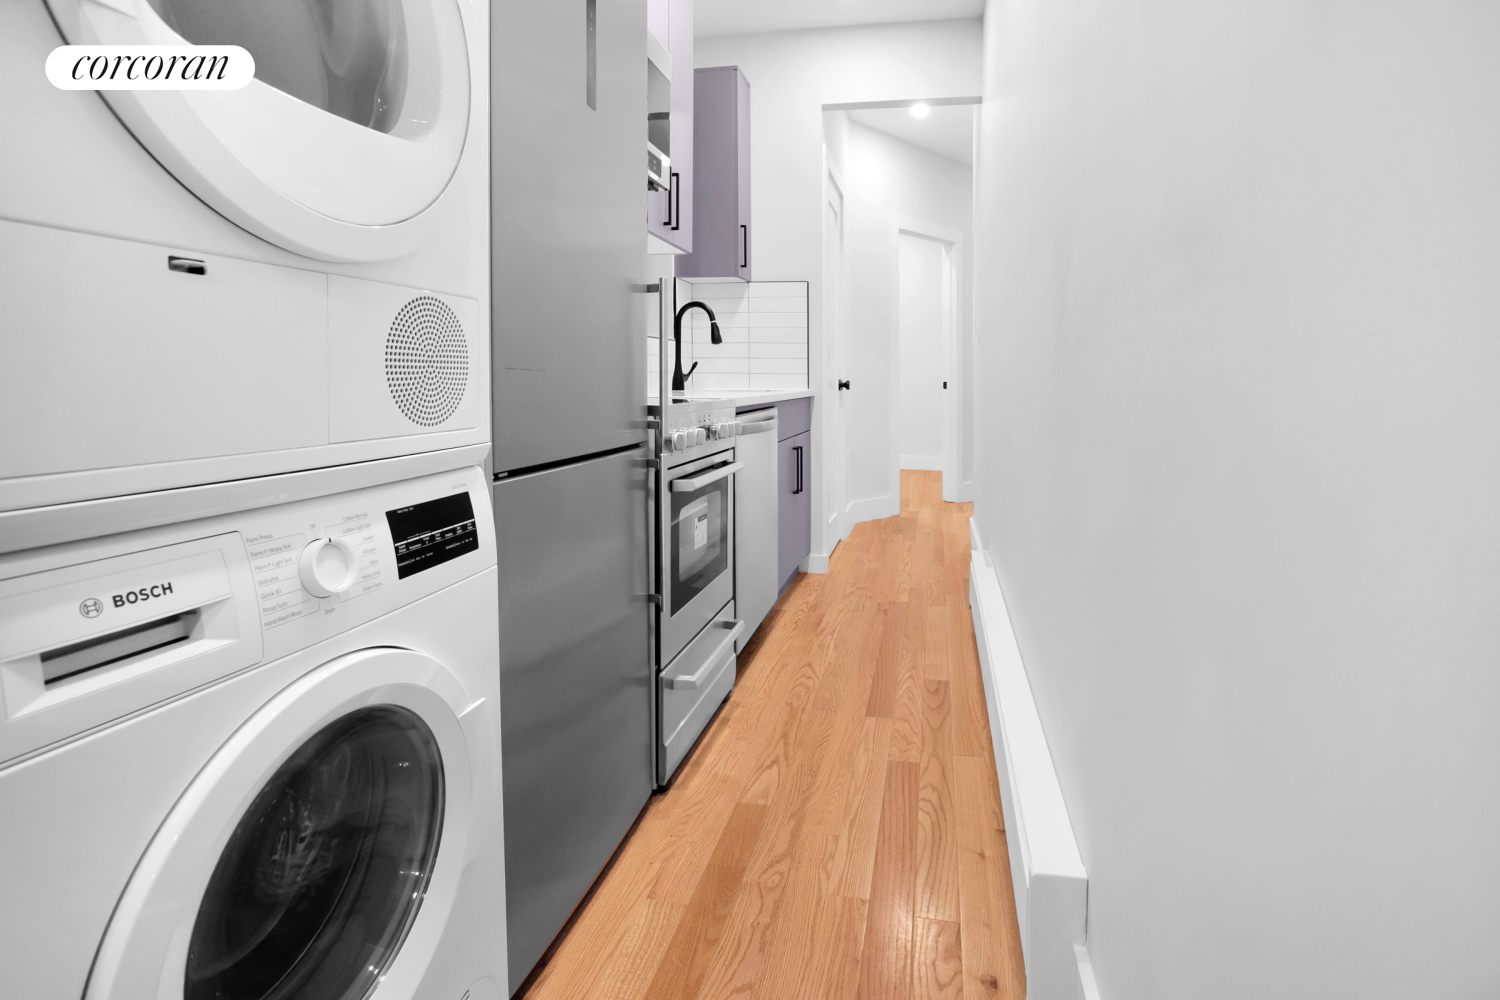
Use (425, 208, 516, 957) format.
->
(733, 407, 779, 651)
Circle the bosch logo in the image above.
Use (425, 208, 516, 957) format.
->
(112, 581, 174, 608)
(79, 598, 103, 618)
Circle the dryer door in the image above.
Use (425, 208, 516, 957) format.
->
(85, 647, 485, 1000)
(45, 0, 475, 262)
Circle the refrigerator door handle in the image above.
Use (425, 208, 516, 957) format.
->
(669, 461, 744, 492)
(666, 620, 746, 689)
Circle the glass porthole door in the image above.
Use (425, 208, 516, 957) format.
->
(86, 649, 479, 1000)
(43, 0, 477, 262)
(186, 706, 442, 1000)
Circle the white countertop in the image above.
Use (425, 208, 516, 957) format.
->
(648, 388, 815, 410)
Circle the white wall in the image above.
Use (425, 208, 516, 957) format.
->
(898, 233, 948, 471)
(840, 122, 974, 519)
(694, 19, 981, 560)
(972, 1, 1500, 998)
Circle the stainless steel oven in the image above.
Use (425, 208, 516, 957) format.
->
(650, 393, 745, 783)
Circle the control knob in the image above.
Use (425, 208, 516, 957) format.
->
(299, 537, 358, 598)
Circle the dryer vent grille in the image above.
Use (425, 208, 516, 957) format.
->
(385, 296, 469, 427)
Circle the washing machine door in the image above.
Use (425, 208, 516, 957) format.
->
(45, 0, 475, 262)
(85, 647, 485, 1000)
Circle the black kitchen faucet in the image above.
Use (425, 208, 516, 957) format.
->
(672, 300, 721, 392)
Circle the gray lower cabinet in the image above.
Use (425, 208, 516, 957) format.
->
(778, 429, 811, 589)
(676, 65, 751, 280)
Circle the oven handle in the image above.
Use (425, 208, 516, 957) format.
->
(669, 461, 744, 492)
(666, 619, 746, 689)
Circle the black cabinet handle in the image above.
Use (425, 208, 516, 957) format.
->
(793, 445, 803, 494)
(668, 170, 680, 230)
(740, 224, 748, 268)
(837, 379, 850, 391)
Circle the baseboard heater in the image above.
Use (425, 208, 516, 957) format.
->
(968, 541, 1097, 1000)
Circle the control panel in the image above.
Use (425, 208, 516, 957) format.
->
(660, 402, 738, 464)
(0, 467, 494, 765)
(241, 474, 487, 657)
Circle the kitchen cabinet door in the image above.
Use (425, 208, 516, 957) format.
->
(676, 65, 750, 280)
(777, 430, 811, 588)
(735, 68, 750, 280)
(646, 0, 692, 250)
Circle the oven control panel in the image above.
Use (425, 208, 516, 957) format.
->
(662, 404, 738, 459)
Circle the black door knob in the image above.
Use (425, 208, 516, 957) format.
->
(837, 380, 851, 390)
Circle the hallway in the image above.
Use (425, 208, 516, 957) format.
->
(520, 471, 1026, 1000)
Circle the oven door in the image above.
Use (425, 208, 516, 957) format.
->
(660, 449, 738, 663)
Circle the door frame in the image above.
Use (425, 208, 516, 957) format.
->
(891, 221, 964, 504)
(823, 161, 848, 546)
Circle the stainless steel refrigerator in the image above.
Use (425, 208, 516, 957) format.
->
(491, 0, 651, 993)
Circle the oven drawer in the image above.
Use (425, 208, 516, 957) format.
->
(659, 606, 742, 783)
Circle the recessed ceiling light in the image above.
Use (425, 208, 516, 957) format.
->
(909, 102, 931, 119)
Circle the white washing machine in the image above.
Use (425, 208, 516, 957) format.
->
(0, 466, 506, 1000)
(0, 0, 490, 514)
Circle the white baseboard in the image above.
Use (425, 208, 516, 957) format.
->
(899, 453, 943, 471)
(845, 494, 899, 527)
(969, 551, 1089, 1000)
(969, 516, 983, 554)
(801, 552, 829, 574)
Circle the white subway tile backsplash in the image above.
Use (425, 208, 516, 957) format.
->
(649, 279, 808, 398)
(753, 313, 808, 328)
(747, 297, 808, 313)
(750, 358, 807, 375)
(698, 342, 750, 358)
(749, 373, 806, 389)
(747, 282, 799, 297)
(694, 359, 748, 374)
(749, 341, 808, 359)
(750, 327, 808, 344)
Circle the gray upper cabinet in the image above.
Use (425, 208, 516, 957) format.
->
(677, 66, 751, 281)
(646, 0, 692, 251)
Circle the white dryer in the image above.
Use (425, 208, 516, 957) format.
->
(0, 466, 505, 1000)
(0, 0, 490, 513)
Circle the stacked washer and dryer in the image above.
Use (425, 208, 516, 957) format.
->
(0, 0, 506, 998)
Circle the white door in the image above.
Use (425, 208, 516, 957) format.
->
(824, 175, 847, 543)
(87, 648, 482, 1000)
(896, 232, 959, 502)
(46, 0, 478, 262)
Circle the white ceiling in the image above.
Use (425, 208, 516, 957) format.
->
(695, 0, 984, 38)
(848, 104, 976, 164)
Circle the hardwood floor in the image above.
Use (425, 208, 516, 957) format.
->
(518, 471, 1027, 1000)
